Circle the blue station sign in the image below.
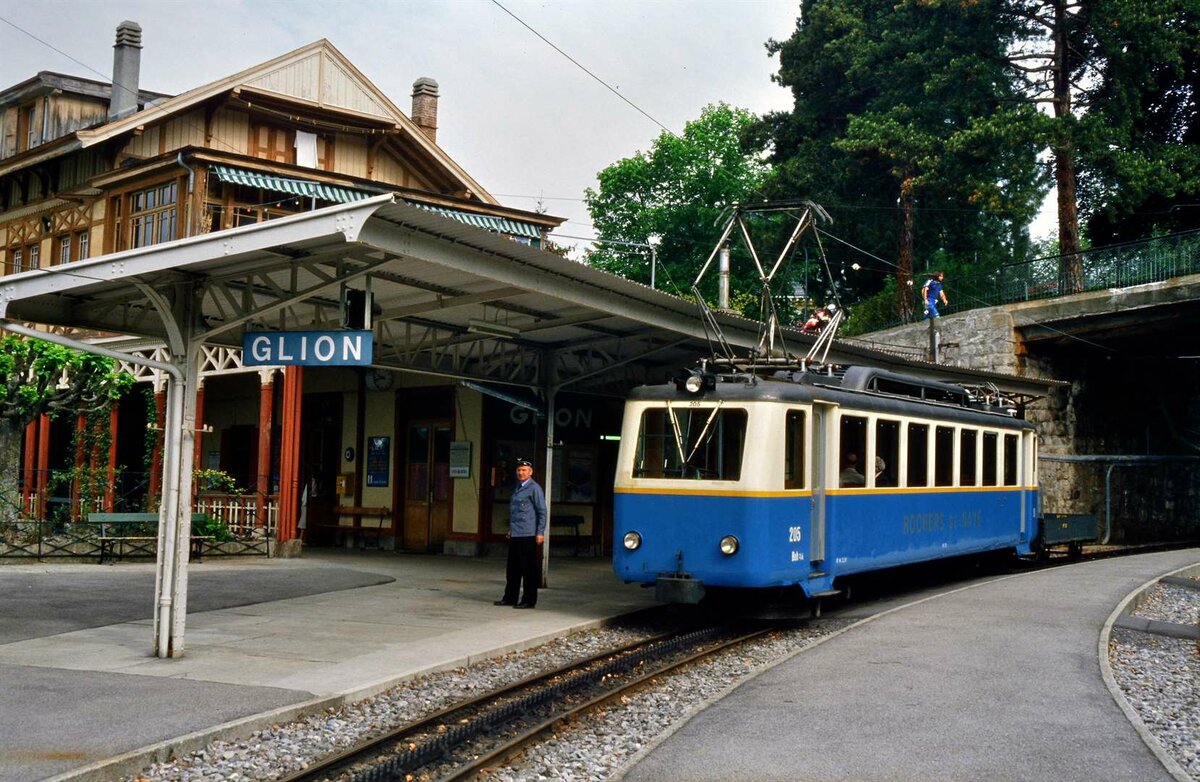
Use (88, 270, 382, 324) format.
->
(243, 330, 374, 366)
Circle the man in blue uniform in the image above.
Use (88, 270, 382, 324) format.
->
(922, 271, 948, 318)
(495, 458, 547, 609)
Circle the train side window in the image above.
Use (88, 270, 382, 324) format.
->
(934, 426, 954, 486)
(1003, 434, 1019, 486)
(960, 429, 978, 486)
(907, 423, 929, 487)
(982, 432, 999, 486)
(874, 418, 899, 487)
(785, 409, 806, 490)
(839, 415, 868, 487)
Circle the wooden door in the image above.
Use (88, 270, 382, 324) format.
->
(402, 421, 452, 551)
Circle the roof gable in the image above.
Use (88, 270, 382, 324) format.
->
(242, 43, 394, 120)
(73, 40, 494, 202)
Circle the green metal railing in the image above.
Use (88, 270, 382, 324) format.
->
(955, 229, 1200, 311)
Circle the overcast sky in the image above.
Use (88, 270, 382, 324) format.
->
(0, 0, 802, 254)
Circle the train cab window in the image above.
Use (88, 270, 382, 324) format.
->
(907, 423, 929, 487)
(634, 406, 747, 480)
(839, 415, 868, 487)
(960, 429, 978, 486)
(982, 432, 999, 486)
(934, 426, 955, 487)
(874, 419, 899, 487)
(784, 410, 806, 490)
(1003, 434, 1019, 486)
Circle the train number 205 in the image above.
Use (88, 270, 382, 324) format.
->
(788, 526, 803, 543)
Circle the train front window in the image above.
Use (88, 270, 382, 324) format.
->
(634, 406, 747, 480)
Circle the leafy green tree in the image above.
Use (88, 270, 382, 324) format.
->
(993, 0, 1200, 287)
(584, 103, 774, 312)
(0, 336, 133, 521)
(760, 0, 1045, 319)
(1077, 0, 1200, 243)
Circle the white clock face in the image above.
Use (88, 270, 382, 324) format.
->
(365, 369, 394, 391)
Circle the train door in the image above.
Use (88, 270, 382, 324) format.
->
(402, 420, 452, 552)
(809, 402, 836, 565)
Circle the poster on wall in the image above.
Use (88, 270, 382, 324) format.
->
(366, 436, 390, 487)
(449, 441, 472, 478)
(551, 445, 596, 502)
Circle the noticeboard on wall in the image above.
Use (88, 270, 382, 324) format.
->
(366, 436, 390, 487)
(449, 441, 472, 478)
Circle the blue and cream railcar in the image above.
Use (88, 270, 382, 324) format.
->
(612, 366, 1039, 603)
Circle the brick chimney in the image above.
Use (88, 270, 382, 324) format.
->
(108, 20, 142, 121)
(411, 77, 439, 143)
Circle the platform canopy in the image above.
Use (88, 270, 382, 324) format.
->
(0, 194, 1057, 399)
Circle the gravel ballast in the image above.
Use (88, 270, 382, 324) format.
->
(1108, 576, 1200, 782)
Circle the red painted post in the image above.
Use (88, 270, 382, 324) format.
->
(36, 415, 50, 519)
(276, 367, 303, 543)
(22, 420, 37, 515)
(106, 407, 118, 511)
(255, 371, 275, 529)
(193, 382, 206, 476)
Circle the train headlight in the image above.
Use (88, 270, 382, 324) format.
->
(684, 374, 704, 394)
(623, 531, 642, 551)
(719, 535, 739, 555)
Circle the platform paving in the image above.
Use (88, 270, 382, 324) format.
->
(619, 548, 1200, 782)
(0, 551, 658, 782)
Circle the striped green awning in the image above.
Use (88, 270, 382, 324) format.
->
(406, 202, 543, 240)
(209, 166, 543, 240)
(210, 165, 373, 204)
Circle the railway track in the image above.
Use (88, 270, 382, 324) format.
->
(277, 623, 773, 782)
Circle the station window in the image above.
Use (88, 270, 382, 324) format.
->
(875, 418, 899, 487)
(982, 432, 999, 486)
(934, 426, 955, 487)
(839, 415, 868, 487)
(53, 231, 88, 265)
(125, 181, 179, 249)
(907, 422, 929, 487)
(6, 243, 40, 274)
(960, 429, 978, 486)
(634, 406, 747, 480)
(784, 409, 806, 490)
(1003, 434, 1019, 486)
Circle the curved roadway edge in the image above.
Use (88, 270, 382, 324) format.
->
(42, 613, 633, 782)
(611, 571, 1035, 781)
(1097, 562, 1200, 782)
(613, 554, 1200, 782)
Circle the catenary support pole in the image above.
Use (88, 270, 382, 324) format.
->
(541, 387, 557, 587)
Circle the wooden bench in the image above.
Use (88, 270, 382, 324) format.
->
(87, 513, 213, 564)
(327, 506, 391, 549)
(550, 514, 588, 556)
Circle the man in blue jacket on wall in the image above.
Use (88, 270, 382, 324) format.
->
(495, 458, 547, 609)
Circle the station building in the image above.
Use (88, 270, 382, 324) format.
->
(0, 23, 731, 558)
